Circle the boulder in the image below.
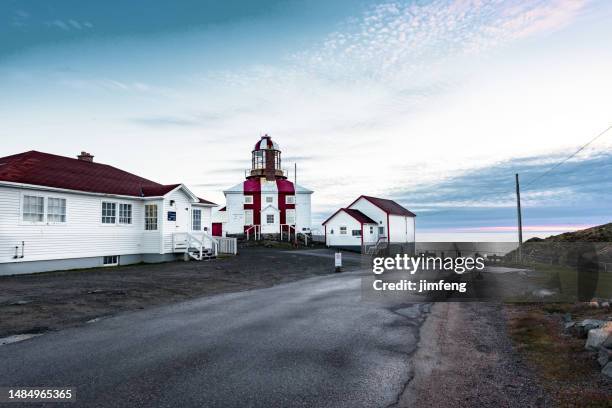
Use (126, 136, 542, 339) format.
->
(603, 362, 612, 379)
(585, 322, 612, 351)
(576, 319, 607, 338)
(598, 347, 612, 367)
(603, 334, 612, 349)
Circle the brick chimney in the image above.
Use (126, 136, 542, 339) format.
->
(77, 151, 94, 162)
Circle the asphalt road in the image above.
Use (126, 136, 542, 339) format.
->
(0, 250, 429, 408)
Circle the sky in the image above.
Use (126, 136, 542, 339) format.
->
(1, 0, 611, 240)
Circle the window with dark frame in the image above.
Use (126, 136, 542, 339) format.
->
(103, 255, 119, 266)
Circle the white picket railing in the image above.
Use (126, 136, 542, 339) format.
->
(172, 232, 205, 259)
(217, 237, 238, 255)
(173, 232, 238, 257)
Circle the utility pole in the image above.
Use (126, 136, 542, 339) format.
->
(294, 163, 298, 245)
(515, 173, 523, 262)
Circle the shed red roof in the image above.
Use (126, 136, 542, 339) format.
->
(0, 150, 215, 205)
(351, 195, 416, 217)
(322, 208, 377, 225)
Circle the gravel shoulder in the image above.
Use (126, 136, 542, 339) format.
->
(0, 247, 359, 338)
(398, 302, 547, 408)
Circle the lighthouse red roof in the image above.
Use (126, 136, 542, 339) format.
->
(254, 134, 279, 151)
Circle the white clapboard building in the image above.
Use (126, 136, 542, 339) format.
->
(322, 195, 416, 252)
(213, 135, 313, 239)
(0, 150, 231, 276)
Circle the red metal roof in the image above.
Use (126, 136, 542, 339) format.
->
(322, 208, 377, 225)
(197, 197, 217, 205)
(0, 151, 215, 204)
(352, 195, 416, 217)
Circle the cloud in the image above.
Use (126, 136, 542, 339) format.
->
(129, 116, 200, 127)
(388, 151, 612, 230)
(292, 0, 589, 80)
(46, 19, 94, 31)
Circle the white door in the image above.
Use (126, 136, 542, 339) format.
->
(174, 205, 190, 233)
(261, 208, 279, 234)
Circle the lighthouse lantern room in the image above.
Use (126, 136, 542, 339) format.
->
(216, 135, 313, 237)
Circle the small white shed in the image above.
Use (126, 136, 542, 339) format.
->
(322, 208, 378, 250)
(323, 195, 416, 251)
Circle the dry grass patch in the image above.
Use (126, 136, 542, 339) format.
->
(506, 305, 612, 407)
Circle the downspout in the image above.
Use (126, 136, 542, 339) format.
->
(361, 223, 364, 247)
(324, 225, 327, 246)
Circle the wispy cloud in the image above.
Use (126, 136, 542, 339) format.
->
(46, 19, 94, 31)
(292, 0, 589, 80)
(129, 116, 200, 127)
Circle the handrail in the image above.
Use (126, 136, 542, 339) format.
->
(245, 225, 261, 241)
(280, 224, 295, 241)
(201, 231, 219, 256)
(364, 236, 388, 255)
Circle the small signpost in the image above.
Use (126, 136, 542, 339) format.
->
(335, 251, 342, 273)
(167, 211, 176, 221)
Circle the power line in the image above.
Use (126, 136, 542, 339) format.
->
(523, 124, 612, 189)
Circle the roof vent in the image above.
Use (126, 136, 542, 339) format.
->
(77, 151, 94, 162)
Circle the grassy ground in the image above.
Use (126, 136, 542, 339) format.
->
(506, 303, 612, 407)
(499, 261, 612, 303)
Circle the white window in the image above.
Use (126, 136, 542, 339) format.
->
(103, 255, 119, 266)
(145, 204, 158, 230)
(286, 195, 295, 204)
(265, 196, 273, 203)
(352, 229, 361, 237)
(266, 214, 275, 224)
(286, 209, 296, 225)
(119, 203, 132, 224)
(244, 209, 253, 226)
(192, 209, 202, 230)
(340, 226, 347, 235)
(47, 197, 66, 223)
(370, 226, 374, 234)
(101, 202, 116, 224)
(244, 195, 253, 204)
(23, 195, 45, 222)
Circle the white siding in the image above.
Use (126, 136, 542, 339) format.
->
(324, 212, 362, 247)
(0, 186, 160, 264)
(296, 192, 311, 232)
(348, 198, 387, 235)
(388, 214, 415, 243)
(362, 223, 379, 244)
(161, 188, 211, 253)
(225, 192, 246, 234)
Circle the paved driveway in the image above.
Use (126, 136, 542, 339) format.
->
(0, 252, 428, 408)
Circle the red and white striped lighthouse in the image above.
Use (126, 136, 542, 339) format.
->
(216, 135, 313, 236)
